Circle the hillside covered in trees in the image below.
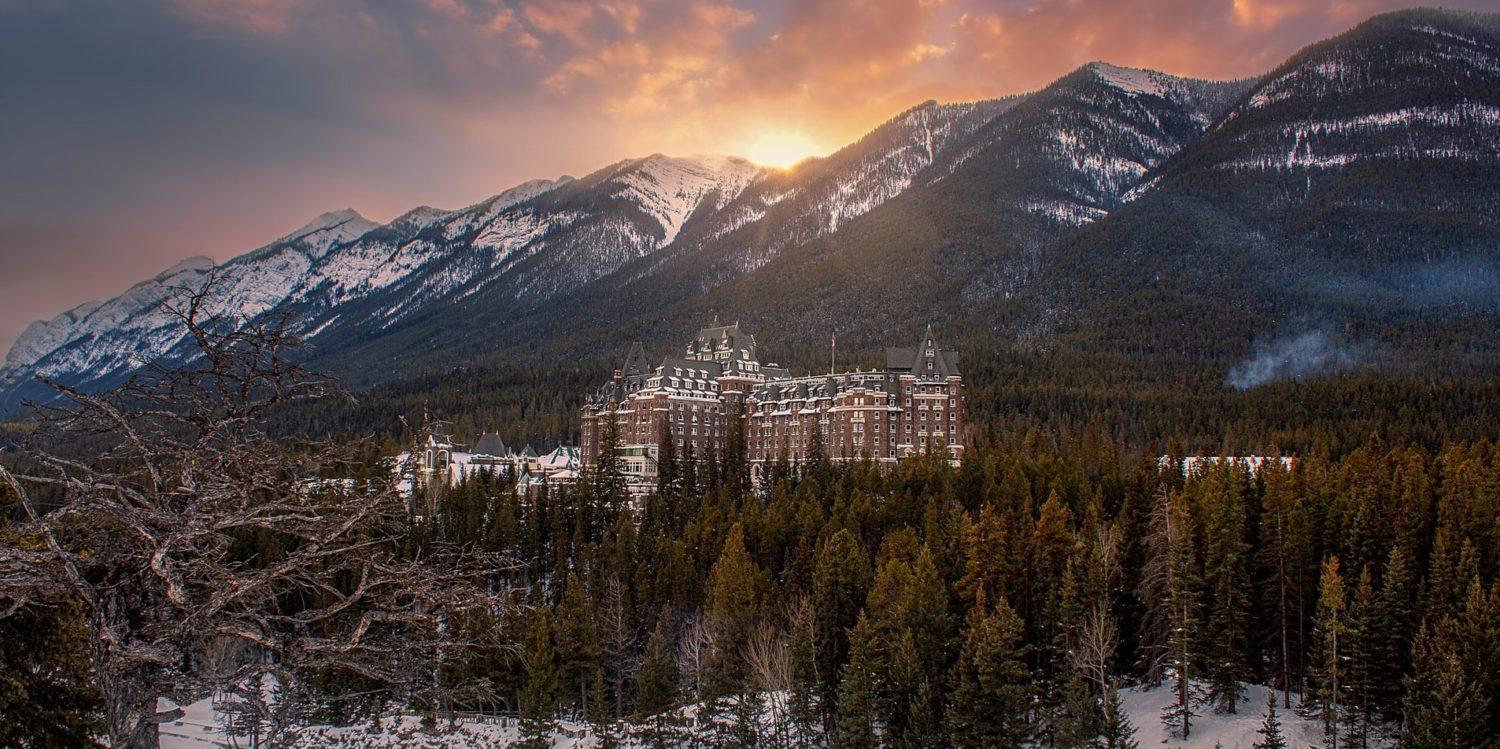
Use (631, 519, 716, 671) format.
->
(383, 425, 1500, 748)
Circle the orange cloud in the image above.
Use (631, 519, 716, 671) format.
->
(172, 0, 306, 33)
(158, 0, 1500, 179)
(421, 0, 470, 21)
(523, 0, 600, 45)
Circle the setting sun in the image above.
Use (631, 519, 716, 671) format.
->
(742, 130, 825, 169)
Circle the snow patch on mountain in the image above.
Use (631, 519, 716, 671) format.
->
(610, 155, 762, 246)
(443, 177, 572, 240)
(1089, 61, 1172, 97)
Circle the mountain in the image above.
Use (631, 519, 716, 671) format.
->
(1027, 7, 1500, 384)
(4, 8, 1498, 415)
(519, 57, 1249, 362)
(0, 96, 1026, 408)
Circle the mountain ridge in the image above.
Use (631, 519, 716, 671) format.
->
(4, 8, 1498, 414)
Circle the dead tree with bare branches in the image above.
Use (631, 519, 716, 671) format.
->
(0, 282, 515, 749)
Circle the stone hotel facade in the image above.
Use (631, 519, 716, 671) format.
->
(580, 322, 963, 485)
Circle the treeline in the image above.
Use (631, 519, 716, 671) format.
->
(253, 334, 1500, 460)
(407, 425, 1499, 748)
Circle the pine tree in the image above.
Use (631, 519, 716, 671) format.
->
(1200, 466, 1250, 713)
(806, 417, 831, 487)
(902, 677, 945, 749)
(1341, 566, 1378, 747)
(1309, 555, 1346, 749)
(946, 597, 1032, 748)
(722, 689, 764, 749)
(1097, 681, 1139, 749)
(705, 523, 768, 694)
(1253, 689, 1287, 749)
(812, 529, 872, 715)
(1161, 491, 1201, 739)
(557, 573, 600, 715)
(787, 597, 823, 747)
(1055, 674, 1104, 748)
(631, 620, 689, 749)
(1033, 491, 1077, 739)
(833, 614, 878, 749)
(0, 599, 102, 748)
(657, 417, 679, 503)
(721, 401, 751, 505)
(1136, 485, 1173, 684)
(519, 610, 563, 749)
(1369, 546, 1415, 717)
(680, 440, 699, 505)
(1402, 613, 1496, 749)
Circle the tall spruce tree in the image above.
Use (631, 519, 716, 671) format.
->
(946, 597, 1032, 748)
(592, 404, 628, 537)
(1341, 566, 1379, 746)
(631, 620, 688, 749)
(0, 599, 102, 748)
(1367, 545, 1416, 717)
(833, 613, 878, 749)
(1161, 490, 1201, 739)
(1200, 466, 1250, 713)
(812, 530, 872, 718)
(705, 523, 769, 694)
(1309, 555, 1346, 749)
(519, 610, 564, 749)
(1401, 605, 1497, 749)
(655, 419, 679, 517)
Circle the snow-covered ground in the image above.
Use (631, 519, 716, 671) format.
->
(159, 695, 603, 749)
(1120, 681, 1361, 748)
(161, 681, 1381, 748)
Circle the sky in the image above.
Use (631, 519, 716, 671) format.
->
(2, 0, 1496, 353)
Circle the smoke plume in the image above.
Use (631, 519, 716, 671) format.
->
(1227, 329, 1365, 390)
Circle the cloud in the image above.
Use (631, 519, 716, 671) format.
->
(171, 0, 308, 33)
(943, 0, 1482, 85)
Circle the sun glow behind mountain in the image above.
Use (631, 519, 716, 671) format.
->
(742, 131, 826, 169)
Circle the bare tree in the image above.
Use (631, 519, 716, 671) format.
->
(745, 621, 795, 748)
(1136, 485, 1173, 684)
(675, 614, 713, 700)
(0, 282, 514, 748)
(596, 574, 638, 716)
(1071, 524, 1121, 696)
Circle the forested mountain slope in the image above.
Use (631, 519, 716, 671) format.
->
(1025, 8, 1500, 385)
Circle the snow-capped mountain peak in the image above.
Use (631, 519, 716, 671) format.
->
(152, 255, 216, 281)
(1086, 61, 1174, 98)
(272, 209, 379, 258)
(608, 154, 767, 245)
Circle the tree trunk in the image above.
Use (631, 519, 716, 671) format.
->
(104, 676, 166, 749)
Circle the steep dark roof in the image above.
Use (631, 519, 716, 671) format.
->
(687, 321, 757, 362)
(885, 325, 960, 378)
(658, 356, 723, 378)
(622, 341, 651, 377)
(471, 432, 510, 457)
